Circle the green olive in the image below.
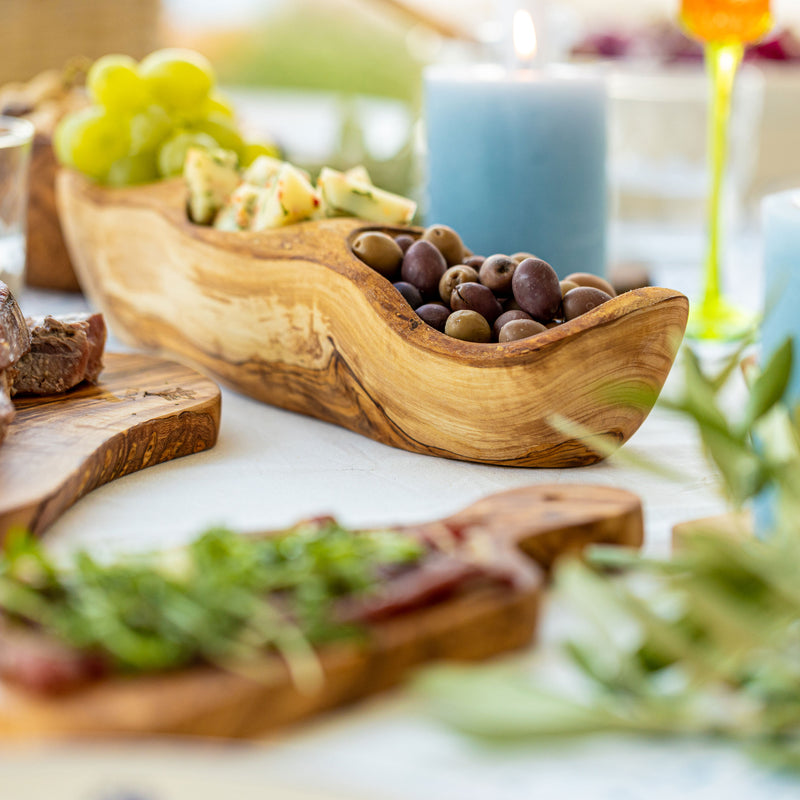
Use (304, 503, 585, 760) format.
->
(422, 224, 465, 266)
(439, 265, 479, 304)
(498, 318, 547, 342)
(352, 232, 404, 278)
(559, 279, 579, 297)
(563, 271, 617, 298)
(444, 309, 491, 343)
(562, 286, 613, 321)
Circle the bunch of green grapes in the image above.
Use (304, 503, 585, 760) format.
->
(54, 49, 278, 186)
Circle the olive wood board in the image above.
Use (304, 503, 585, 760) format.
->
(0, 352, 221, 540)
(0, 483, 643, 740)
(672, 512, 753, 547)
(58, 170, 689, 468)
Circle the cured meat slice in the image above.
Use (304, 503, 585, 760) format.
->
(0, 373, 14, 444)
(0, 281, 30, 444)
(8, 313, 106, 396)
(0, 281, 30, 371)
(0, 621, 108, 695)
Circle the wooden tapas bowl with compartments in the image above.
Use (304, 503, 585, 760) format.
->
(57, 170, 689, 468)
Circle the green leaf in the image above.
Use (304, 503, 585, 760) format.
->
(677, 348, 731, 434)
(547, 415, 686, 483)
(742, 338, 793, 430)
(709, 332, 757, 393)
(417, 666, 620, 739)
(697, 424, 765, 505)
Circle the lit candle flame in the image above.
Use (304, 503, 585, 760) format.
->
(513, 9, 537, 63)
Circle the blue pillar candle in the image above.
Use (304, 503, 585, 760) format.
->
(424, 64, 608, 278)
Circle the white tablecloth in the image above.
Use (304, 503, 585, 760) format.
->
(6, 233, 793, 800)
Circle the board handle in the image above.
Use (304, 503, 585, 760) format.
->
(422, 484, 643, 570)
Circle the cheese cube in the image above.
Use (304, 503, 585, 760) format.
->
(317, 167, 416, 225)
(184, 147, 240, 225)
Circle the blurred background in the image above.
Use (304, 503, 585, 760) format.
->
(3, 0, 800, 276)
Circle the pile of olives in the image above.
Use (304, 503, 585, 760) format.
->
(351, 224, 617, 344)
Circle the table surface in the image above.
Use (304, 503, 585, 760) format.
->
(6, 233, 797, 800)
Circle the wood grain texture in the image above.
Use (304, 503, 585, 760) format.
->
(57, 170, 689, 468)
(25, 135, 80, 292)
(0, 352, 221, 539)
(0, 483, 643, 739)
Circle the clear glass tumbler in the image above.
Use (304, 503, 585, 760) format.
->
(0, 116, 35, 297)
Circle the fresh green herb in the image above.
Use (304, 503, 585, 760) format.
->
(420, 339, 800, 770)
(0, 520, 424, 681)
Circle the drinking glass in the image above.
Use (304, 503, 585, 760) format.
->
(679, 0, 772, 340)
(0, 116, 35, 297)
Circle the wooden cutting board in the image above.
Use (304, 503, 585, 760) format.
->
(0, 352, 221, 539)
(0, 484, 642, 739)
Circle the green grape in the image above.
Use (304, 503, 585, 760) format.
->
(87, 54, 149, 112)
(53, 112, 84, 168)
(204, 92, 235, 119)
(240, 141, 281, 167)
(139, 48, 215, 112)
(129, 105, 172, 155)
(53, 107, 130, 180)
(157, 130, 218, 177)
(106, 152, 160, 186)
(190, 113, 244, 156)
(178, 92, 236, 123)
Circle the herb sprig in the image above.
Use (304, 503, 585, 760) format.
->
(420, 339, 800, 769)
(0, 520, 424, 682)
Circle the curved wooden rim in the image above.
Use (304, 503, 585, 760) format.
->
(61, 171, 690, 366)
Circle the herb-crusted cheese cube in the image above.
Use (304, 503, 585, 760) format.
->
(251, 163, 321, 230)
(317, 167, 416, 225)
(213, 183, 269, 231)
(243, 155, 313, 189)
(184, 147, 240, 225)
(344, 164, 372, 185)
(242, 154, 284, 188)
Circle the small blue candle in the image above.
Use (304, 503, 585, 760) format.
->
(763, 189, 800, 400)
(424, 63, 607, 278)
(754, 189, 800, 536)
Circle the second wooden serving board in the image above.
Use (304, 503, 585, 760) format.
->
(0, 484, 643, 739)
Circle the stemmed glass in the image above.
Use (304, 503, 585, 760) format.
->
(679, 0, 772, 340)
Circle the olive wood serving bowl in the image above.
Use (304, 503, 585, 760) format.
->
(57, 170, 689, 468)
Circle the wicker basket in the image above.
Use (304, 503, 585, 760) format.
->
(2, 0, 162, 290)
(1, 0, 162, 85)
